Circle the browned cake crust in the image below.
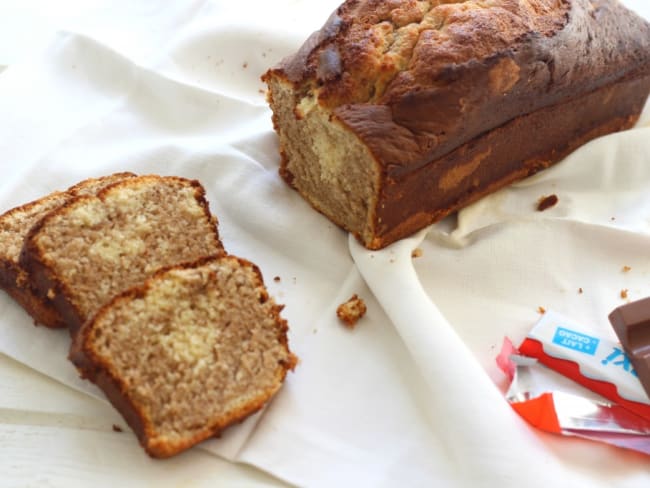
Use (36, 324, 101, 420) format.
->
(70, 255, 297, 458)
(20, 175, 223, 336)
(0, 173, 136, 327)
(0, 192, 69, 327)
(263, 0, 650, 249)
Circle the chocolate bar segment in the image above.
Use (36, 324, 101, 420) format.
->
(608, 298, 650, 399)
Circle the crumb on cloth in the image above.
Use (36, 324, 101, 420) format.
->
(412, 248, 423, 258)
(537, 306, 546, 314)
(621, 289, 629, 299)
(337, 294, 367, 328)
(537, 194, 558, 212)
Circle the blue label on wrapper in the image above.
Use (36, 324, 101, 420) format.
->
(552, 327, 600, 356)
(526, 311, 648, 404)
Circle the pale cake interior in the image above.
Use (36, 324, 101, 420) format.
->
(267, 77, 380, 245)
(0, 173, 135, 327)
(31, 177, 221, 323)
(0, 193, 69, 272)
(86, 257, 291, 447)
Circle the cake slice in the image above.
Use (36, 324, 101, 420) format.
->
(263, 0, 650, 249)
(0, 172, 135, 328)
(20, 175, 223, 335)
(70, 255, 297, 458)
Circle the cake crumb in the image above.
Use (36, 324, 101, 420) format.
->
(537, 194, 559, 212)
(337, 294, 367, 328)
(622, 266, 631, 273)
(537, 306, 546, 314)
(242, 62, 248, 69)
(412, 248, 423, 258)
(620, 289, 629, 299)
(578, 287, 583, 294)
(112, 424, 123, 433)
(273, 276, 281, 283)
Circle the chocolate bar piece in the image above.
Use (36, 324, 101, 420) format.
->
(608, 298, 650, 399)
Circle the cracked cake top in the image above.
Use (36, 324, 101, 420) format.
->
(288, 0, 571, 107)
(267, 0, 650, 173)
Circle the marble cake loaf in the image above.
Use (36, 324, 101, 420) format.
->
(263, 0, 650, 249)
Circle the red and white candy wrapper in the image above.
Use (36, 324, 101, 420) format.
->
(498, 311, 650, 455)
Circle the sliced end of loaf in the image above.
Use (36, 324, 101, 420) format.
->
(264, 74, 381, 247)
(71, 255, 296, 458)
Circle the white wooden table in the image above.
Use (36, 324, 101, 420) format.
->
(0, 353, 288, 486)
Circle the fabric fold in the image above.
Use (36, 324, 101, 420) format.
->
(350, 233, 568, 486)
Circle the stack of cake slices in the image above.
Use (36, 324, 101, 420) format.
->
(0, 173, 296, 458)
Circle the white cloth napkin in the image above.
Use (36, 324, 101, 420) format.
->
(1, 1, 650, 486)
